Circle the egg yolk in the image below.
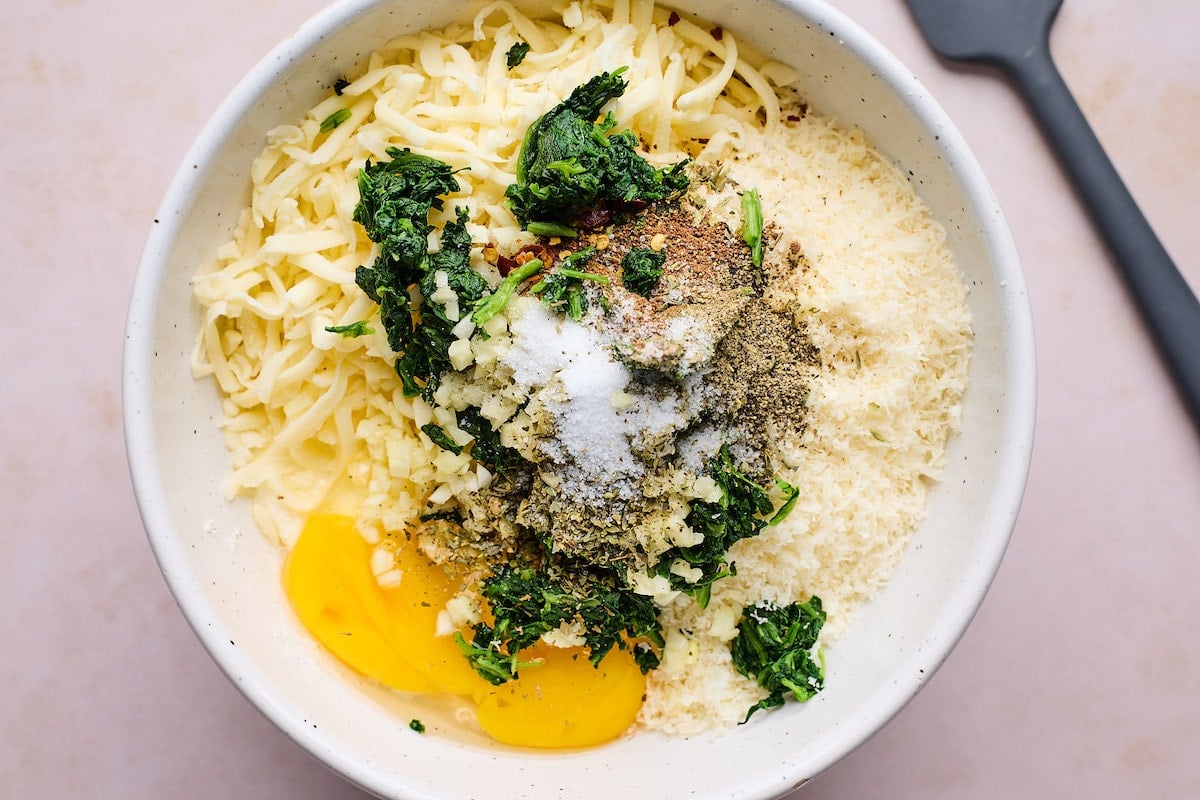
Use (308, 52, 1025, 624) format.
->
(284, 512, 480, 695)
(475, 641, 646, 748)
(283, 513, 645, 748)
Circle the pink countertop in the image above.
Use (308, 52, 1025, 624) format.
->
(3, 0, 1198, 797)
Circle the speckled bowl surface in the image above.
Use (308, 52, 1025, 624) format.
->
(123, 0, 1035, 797)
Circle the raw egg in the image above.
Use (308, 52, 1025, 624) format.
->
(476, 642, 646, 748)
(283, 512, 645, 747)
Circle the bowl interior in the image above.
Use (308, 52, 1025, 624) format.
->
(124, 1, 1033, 797)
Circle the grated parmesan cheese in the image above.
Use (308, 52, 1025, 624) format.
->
(636, 111, 971, 736)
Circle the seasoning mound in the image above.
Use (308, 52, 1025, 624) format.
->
(420, 187, 818, 591)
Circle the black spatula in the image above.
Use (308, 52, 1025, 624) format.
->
(904, 0, 1200, 432)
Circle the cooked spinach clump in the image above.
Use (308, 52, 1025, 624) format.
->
(620, 247, 666, 297)
(505, 67, 690, 234)
(352, 148, 525, 475)
(730, 598, 826, 721)
(455, 407, 524, 474)
(651, 445, 798, 607)
(455, 563, 664, 685)
(505, 41, 531, 68)
(353, 147, 487, 398)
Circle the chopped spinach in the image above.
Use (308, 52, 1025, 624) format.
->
(730, 598, 826, 721)
(652, 445, 793, 607)
(505, 68, 689, 232)
(530, 247, 606, 320)
(505, 41, 531, 68)
(456, 564, 664, 684)
(456, 407, 524, 474)
(324, 320, 374, 337)
(421, 423, 463, 455)
(352, 148, 471, 398)
(319, 107, 352, 134)
(353, 147, 461, 295)
(620, 247, 666, 297)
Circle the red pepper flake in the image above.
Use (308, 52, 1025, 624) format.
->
(496, 255, 518, 276)
(668, 10, 680, 25)
(710, 26, 723, 41)
(574, 206, 615, 231)
(503, 243, 553, 275)
(519, 243, 550, 261)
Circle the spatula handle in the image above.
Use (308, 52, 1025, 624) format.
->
(1006, 49, 1200, 430)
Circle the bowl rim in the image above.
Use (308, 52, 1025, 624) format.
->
(123, 0, 1036, 796)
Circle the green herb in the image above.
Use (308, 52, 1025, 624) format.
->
(505, 41, 531, 68)
(324, 320, 374, 337)
(768, 478, 800, 526)
(454, 628, 543, 686)
(471, 258, 544, 326)
(418, 509, 463, 524)
(319, 107, 352, 134)
(421, 423, 463, 455)
(741, 189, 764, 268)
(530, 247, 606, 320)
(505, 68, 690, 232)
(526, 221, 578, 238)
(553, 266, 608, 284)
(620, 247, 666, 297)
(408, 718, 426, 733)
(730, 598, 826, 721)
(455, 407, 524, 474)
(651, 445, 791, 607)
(456, 564, 664, 684)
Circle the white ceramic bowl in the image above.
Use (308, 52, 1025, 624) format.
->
(124, 0, 1035, 797)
